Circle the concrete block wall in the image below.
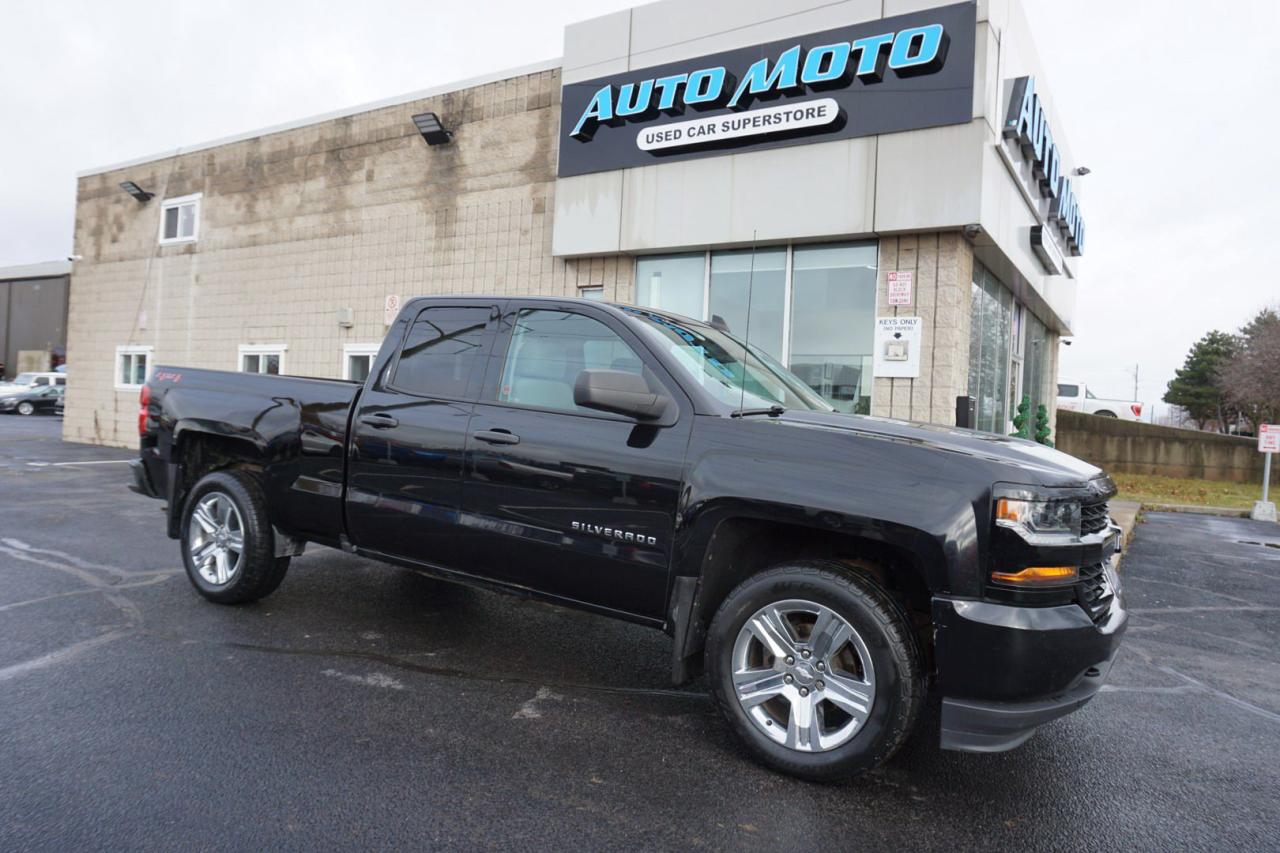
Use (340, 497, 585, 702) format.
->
(65, 68, 635, 448)
(871, 232, 974, 425)
(1055, 411, 1266, 484)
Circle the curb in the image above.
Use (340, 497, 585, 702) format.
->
(1139, 503, 1250, 518)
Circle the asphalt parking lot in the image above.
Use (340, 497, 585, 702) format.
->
(1, 414, 1278, 851)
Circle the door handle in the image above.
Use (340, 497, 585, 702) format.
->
(359, 413, 399, 429)
(473, 429, 520, 446)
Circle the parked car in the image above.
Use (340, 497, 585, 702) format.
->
(1057, 380, 1143, 420)
(0, 371, 66, 391)
(131, 297, 1125, 781)
(0, 384, 64, 416)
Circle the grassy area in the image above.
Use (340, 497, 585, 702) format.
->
(1111, 473, 1262, 510)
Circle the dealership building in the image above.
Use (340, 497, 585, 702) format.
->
(66, 0, 1084, 447)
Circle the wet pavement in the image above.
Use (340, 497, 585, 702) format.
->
(2, 415, 1277, 850)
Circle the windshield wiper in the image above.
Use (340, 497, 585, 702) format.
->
(730, 405, 785, 418)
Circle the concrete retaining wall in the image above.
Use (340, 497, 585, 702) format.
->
(1056, 410, 1264, 483)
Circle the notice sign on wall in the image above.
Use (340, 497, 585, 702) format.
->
(873, 316, 922, 378)
(384, 294, 401, 326)
(887, 271, 913, 306)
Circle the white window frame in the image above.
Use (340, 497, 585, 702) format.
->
(115, 345, 154, 391)
(158, 193, 202, 245)
(238, 344, 287, 375)
(342, 343, 381, 381)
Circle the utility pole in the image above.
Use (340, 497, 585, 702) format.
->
(1126, 364, 1139, 402)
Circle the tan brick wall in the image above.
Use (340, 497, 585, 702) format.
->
(870, 232, 974, 425)
(65, 68, 635, 447)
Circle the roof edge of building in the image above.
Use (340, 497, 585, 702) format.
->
(0, 260, 73, 281)
(77, 56, 564, 179)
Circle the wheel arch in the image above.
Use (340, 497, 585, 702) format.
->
(668, 503, 947, 684)
(166, 425, 268, 537)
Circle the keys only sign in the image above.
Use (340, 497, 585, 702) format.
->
(557, 3, 975, 177)
(873, 316, 922, 378)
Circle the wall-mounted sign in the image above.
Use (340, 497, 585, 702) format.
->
(887, 271, 913, 306)
(558, 3, 975, 178)
(873, 316, 922, 378)
(1002, 76, 1086, 260)
(384, 294, 401, 326)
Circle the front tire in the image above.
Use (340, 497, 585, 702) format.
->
(705, 560, 923, 781)
(180, 470, 290, 604)
(16, 401, 34, 415)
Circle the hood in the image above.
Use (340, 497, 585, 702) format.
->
(774, 410, 1106, 489)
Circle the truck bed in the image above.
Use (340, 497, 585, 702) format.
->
(143, 366, 362, 544)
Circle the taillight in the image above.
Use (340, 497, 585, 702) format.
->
(138, 384, 151, 436)
(1130, 403, 1142, 418)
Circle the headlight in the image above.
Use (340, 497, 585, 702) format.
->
(994, 490, 1081, 544)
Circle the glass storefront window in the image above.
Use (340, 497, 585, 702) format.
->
(635, 254, 705, 321)
(708, 248, 787, 361)
(1023, 310, 1050, 422)
(633, 242, 879, 414)
(788, 243, 878, 414)
(968, 262, 1014, 433)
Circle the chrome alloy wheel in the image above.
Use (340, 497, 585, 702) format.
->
(731, 599, 876, 753)
(187, 492, 246, 586)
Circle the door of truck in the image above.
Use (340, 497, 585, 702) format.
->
(346, 300, 502, 569)
(459, 301, 691, 621)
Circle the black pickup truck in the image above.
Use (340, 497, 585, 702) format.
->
(131, 296, 1125, 780)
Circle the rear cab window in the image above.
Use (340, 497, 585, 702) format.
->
(389, 305, 494, 400)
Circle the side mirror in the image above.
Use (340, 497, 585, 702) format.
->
(573, 369, 669, 420)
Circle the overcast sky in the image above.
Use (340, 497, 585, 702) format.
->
(1, 0, 1276, 406)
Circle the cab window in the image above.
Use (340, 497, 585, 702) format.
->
(1057, 384, 1078, 396)
(391, 306, 491, 399)
(497, 309, 649, 415)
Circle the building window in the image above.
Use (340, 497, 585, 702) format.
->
(636, 254, 706, 321)
(115, 345, 153, 390)
(159, 193, 201, 244)
(788, 243, 877, 414)
(579, 286, 605, 301)
(968, 262, 1015, 433)
(709, 248, 788, 361)
(1022, 310, 1051, 422)
(239, 344, 286, 375)
(343, 344, 380, 382)
(634, 241, 878, 413)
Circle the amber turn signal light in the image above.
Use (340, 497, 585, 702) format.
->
(990, 566, 1079, 585)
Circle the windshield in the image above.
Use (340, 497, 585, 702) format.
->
(623, 308, 833, 412)
(11, 373, 36, 385)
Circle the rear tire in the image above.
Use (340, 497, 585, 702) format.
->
(1094, 410, 1117, 418)
(705, 560, 923, 781)
(180, 470, 291, 604)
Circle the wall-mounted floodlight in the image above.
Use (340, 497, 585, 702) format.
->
(1073, 166, 1092, 176)
(120, 181, 154, 202)
(411, 112, 453, 146)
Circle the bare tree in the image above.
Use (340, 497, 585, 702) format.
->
(1223, 308, 1280, 430)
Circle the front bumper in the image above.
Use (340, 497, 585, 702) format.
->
(933, 565, 1127, 752)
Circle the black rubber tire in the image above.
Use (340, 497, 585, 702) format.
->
(705, 559, 924, 781)
(1094, 410, 1117, 418)
(179, 470, 291, 604)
